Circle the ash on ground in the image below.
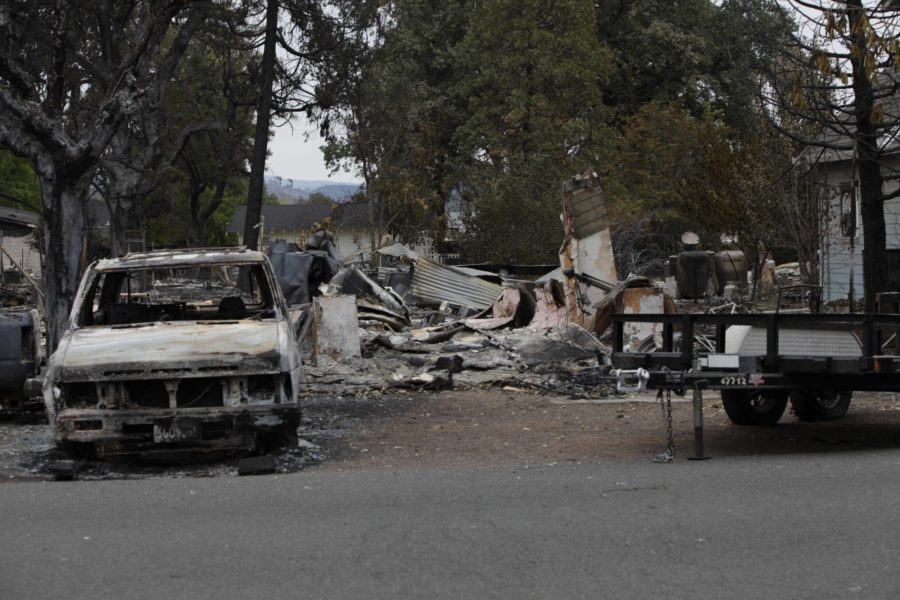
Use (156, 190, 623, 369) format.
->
(0, 416, 335, 482)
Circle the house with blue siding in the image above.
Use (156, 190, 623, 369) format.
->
(801, 92, 900, 304)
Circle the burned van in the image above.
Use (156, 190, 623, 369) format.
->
(43, 248, 302, 459)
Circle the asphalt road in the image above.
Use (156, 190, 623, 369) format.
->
(3, 451, 900, 600)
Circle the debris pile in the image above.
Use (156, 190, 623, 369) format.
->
(278, 234, 624, 398)
(301, 319, 612, 398)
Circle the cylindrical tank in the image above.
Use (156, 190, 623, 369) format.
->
(714, 250, 749, 295)
(676, 251, 713, 299)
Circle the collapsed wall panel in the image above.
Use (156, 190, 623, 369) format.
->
(620, 287, 665, 352)
(560, 169, 618, 332)
(311, 295, 361, 361)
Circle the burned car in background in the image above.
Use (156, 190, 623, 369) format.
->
(43, 248, 302, 459)
(0, 309, 43, 416)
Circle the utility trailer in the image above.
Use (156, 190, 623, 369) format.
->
(611, 312, 900, 458)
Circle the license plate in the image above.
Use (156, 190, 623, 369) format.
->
(153, 417, 202, 443)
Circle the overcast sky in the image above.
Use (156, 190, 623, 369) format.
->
(267, 118, 361, 183)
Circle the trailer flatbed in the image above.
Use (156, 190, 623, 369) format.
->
(610, 312, 900, 458)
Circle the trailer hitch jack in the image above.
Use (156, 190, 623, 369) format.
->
(688, 380, 711, 461)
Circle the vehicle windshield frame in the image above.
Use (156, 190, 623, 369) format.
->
(72, 259, 283, 329)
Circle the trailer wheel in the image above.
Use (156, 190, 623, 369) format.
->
(721, 389, 788, 426)
(790, 390, 852, 422)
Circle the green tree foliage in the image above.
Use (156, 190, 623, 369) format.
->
(321, 0, 798, 267)
(596, 0, 800, 273)
(456, 0, 612, 263)
(323, 0, 471, 250)
(0, 150, 40, 212)
(607, 103, 730, 272)
(142, 177, 249, 248)
(88, 8, 258, 251)
(594, 0, 793, 134)
(166, 41, 257, 246)
(608, 102, 798, 282)
(325, 0, 612, 263)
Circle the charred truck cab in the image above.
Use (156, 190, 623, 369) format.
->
(43, 248, 302, 460)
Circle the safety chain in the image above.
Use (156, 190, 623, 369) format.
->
(654, 389, 675, 463)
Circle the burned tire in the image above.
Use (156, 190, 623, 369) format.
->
(790, 390, 852, 422)
(721, 389, 788, 426)
(255, 413, 300, 454)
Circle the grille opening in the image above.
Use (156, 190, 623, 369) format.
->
(177, 378, 223, 408)
(246, 375, 275, 402)
(282, 377, 292, 404)
(105, 369, 144, 377)
(73, 419, 103, 431)
(64, 383, 98, 408)
(126, 381, 169, 408)
(121, 423, 154, 435)
(201, 421, 232, 440)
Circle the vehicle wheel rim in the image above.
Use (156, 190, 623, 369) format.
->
(815, 391, 842, 410)
(750, 393, 776, 412)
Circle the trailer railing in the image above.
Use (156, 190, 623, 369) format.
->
(612, 312, 900, 375)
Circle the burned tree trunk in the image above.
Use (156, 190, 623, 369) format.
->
(38, 167, 90, 352)
(243, 0, 279, 251)
(848, 3, 887, 312)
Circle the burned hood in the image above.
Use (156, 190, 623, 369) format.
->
(53, 321, 285, 381)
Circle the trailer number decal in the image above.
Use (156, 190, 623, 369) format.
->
(719, 374, 765, 387)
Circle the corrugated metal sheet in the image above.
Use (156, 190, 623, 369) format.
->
(409, 256, 502, 309)
(454, 265, 499, 279)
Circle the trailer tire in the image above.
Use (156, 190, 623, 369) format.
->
(790, 390, 851, 421)
(721, 389, 788, 426)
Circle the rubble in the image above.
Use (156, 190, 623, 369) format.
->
(288, 238, 620, 399)
(0, 284, 35, 308)
(327, 265, 410, 329)
(528, 278, 568, 329)
(268, 238, 339, 306)
(300, 310, 614, 399)
(464, 286, 535, 330)
(377, 244, 502, 310)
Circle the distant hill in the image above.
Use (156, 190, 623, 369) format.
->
(310, 183, 363, 201)
(264, 176, 363, 203)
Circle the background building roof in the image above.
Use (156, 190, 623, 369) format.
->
(227, 203, 370, 234)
